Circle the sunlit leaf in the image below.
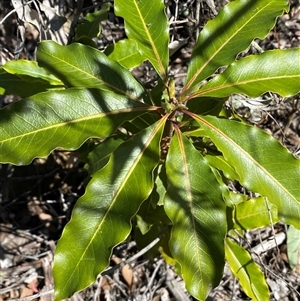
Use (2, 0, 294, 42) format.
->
(114, 0, 169, 80)
(53, 118, 166, 300)
(104, 39, 144, 69)
(0, 88, 152, 165)
(164, 128, 227, 300)
(182, 0, 289, 95)
(287, 225, 300, 270)
(194, 49, 300, 98)
(225, 237, 270, 301)
(191, 114, 300, 228)
(234, 197, 279, 230)
(37, 41, 150, 102)
(3, 60, 63, 85)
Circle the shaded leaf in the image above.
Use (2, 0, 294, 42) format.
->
(53, 118, 166, 300)
(164, 128, 227, 300)
(85, 137, 125, 176)
(192, 114, 300, 228)
(136, 192, 169, 235)
(114, 0, 169, 80)
(225, 238, 270, 301)
(195, 49, 300, 98)
(0, 88, 151, 165)
(182, 0, 289, 95)
(104, 39, 144, 69)
(75, 4, 109, 40)
(37, 41, 150, 102)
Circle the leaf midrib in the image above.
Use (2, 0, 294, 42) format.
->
(192, 74, 299, 98)
(41, 50, 143, 102)
(194, 115, 296, 202)
(63, 116, 166, 292)
(0, 108, 144, 144)
(183, 2, 273, 94)
(133, 0, 166, 79)
(176, 128, 204, 282)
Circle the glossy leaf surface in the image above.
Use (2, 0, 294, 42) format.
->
(104, 39, 144, 69)
(192, 114, 300, 228)
(164, 128, 227, 300)
(37, 41, 149, 102)
(225, 238, 270, 301)
(114, 0, 169, 80)
(0, 88, 150, 165)
(194, 49, 300, 98)
(53, 119, 166, 300)
(0, 67, 63, 97)
(182, 0, 289, 95)
(3, 60, 63, 85)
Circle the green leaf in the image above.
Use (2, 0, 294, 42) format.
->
(104, 39, 144, 69)
(150, 163, 167, 206)
(184, 97, 225, 117)
(53, 118, 166, 300)
(204, 154, 239, 180)
(164, 128, 227, 300)
(37, 41, 150, 102)
(182, 0, 289, 95)
(287, 225, 300, 270)
(3, 60, 63, 85)
(114, 0, 169, 80)
(75, 4, 109, 40)
(136, 192, 169, 235)
(0, 68, 63, 97)
(234, 197, 279, 230)
(0, 88, 151, 165)
(225, 238, 270, 301)
(195, 49, 300, 98)
(85, 137, 125, 176)
(192, 115, 300, 228)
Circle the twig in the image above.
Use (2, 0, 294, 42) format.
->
(8, 288, 54, 301)
(143, 258, 164, 298)
(67, 0, 84, 43)
(0, 0, 35, 26)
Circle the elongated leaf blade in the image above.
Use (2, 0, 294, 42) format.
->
(194, 49, 300, 98)
(0, 68, 63, 97)
(104, 39, 144, 69)
(0, 88, 151, 165)
(3, 60, 63, 85)
(192, 115, 300, 228)
(37, 41, 149, 102)
(53, 119, 166, 300)
(225, 238, 270, 301)
(114, 0, 169, 80)
(164, 128, 227, 300)
(182, 0, 289, 95)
